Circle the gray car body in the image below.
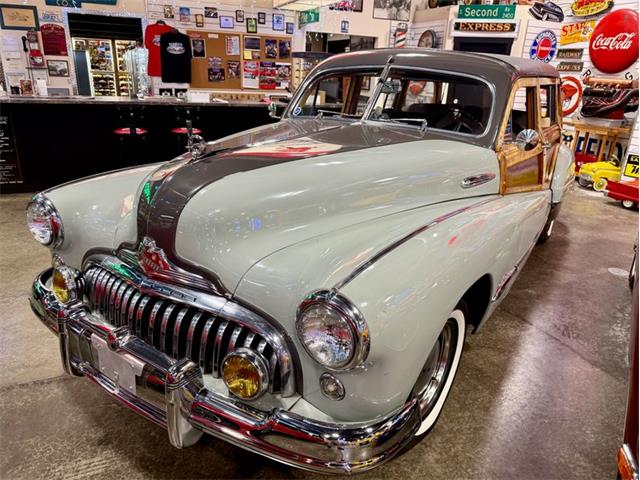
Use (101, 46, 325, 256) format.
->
(44, 51, 574, 423)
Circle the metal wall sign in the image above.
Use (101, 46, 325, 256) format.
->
(560, 20, 596, 45)
(557, 48, 583, 59)
(570, 0, 613, 17)
(589, 9, 639, 74)
(451, 20, 518, 37)
(557, 61, 584, 72)
(457, 5, 516, 20)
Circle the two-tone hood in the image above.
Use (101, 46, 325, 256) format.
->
(135, 118, 500, 293)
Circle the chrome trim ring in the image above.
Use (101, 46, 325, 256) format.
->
(296, 289, 370, 371)
(26, 193, 64, 248)
(222, 347, 270, 401)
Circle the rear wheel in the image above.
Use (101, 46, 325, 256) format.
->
(404, 303, 467, 448)
(537, 215, 555, 245)
(622, 200, 636, 209)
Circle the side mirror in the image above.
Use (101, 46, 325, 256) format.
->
(268, 101, 280, 119)
(515, 129, 540, 152)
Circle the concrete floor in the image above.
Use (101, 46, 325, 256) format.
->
(0, 187, 636, 479)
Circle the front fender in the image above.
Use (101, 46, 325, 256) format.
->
(235, 192, 549, 422)
(44, 163, 162, 269)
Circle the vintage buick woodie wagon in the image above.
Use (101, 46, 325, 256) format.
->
(28, 50, 574, 473)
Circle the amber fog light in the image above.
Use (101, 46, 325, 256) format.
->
(52, 265, 82, 304)
(222, 348, 269, 401)
(319, 372, 345, 401)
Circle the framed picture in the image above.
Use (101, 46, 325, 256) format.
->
(195, 13, 204, 27)
(191, 38, 206, 57)
(246, 17, 257, 34)
(272, 13, 285, 31)
(286, 22, 294, 34)
(179, 7, 191, 24)
(46, 60, 69, 77)
(341, 20, 349, 33)
(372, 0, 411, 20)
(236, 10, 244, 22)
(163, 5, 174, 19)
(258, 12, 266, 24)
(0, 4, 39, 30)
(204, 7, 217, 18)
(220, 16, 234, 29)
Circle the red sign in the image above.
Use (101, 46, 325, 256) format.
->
(41, 24, 68, 56)
(589, 9, 639, 74)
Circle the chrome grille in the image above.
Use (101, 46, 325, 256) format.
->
(84, 265, 282, 392)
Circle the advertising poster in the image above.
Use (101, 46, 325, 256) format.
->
(265, 39, 277, 58)
(259, 61, 277, 89)
(243, 60, 259, 88)
(227, 60, 241, 78)
(191, 38, 205, 57)
(275, 62, 291, 89)
(278, 39, 291, 58)
(225, 35, 240, 55)
(40, 24, 68, 56)
(208, 56, 225, 82)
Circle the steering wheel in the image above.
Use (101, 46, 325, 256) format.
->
(433, 106, 483, 134)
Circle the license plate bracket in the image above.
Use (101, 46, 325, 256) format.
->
(92, 334, 145, 395)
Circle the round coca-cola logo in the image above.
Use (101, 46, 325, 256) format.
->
(589, 9, 639, 74)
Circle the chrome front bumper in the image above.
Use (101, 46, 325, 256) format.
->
(30, 268, 421, 474)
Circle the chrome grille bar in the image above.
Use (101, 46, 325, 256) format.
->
(83, 261, 295, 396)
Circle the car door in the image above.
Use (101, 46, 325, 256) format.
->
(495, 77, 556, 260)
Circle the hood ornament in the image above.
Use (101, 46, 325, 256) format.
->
(185, 119, 207, 160)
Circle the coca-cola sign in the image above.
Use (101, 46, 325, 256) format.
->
(589, 9, 639, 74)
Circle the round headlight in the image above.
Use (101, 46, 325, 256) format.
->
(26, 195, 63, 247)
(296, 291, 369, 370)
(222, 348, 269, 400)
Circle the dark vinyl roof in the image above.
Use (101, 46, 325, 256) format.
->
(314, 48, 559, 83)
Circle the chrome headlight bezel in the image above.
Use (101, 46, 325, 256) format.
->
(26, 193, 63, 248)
(296, 290, 370, 371)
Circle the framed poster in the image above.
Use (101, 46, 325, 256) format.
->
(0, 4, 39, 30)
(258, 12, 266, 24)
(246, 17, 257, 33)
(341, 20, 349, 33)
(179, 7, 191, 24)
(204, 7, 217, 18)
(191, 38, 206, 57)
(286, 22, 294, 34)
(163, 5, 174, 18)
(220, 16, 234, 29)
(236, 10, 244, 22)
(273, 13, 285, 31)
(195, 13, 204, 27)
(372, 0, 411, 21)
(46, 59, 69, 77)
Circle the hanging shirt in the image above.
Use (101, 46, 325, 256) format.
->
(160, 30, 192, 83)
(144, 22, 172, 76)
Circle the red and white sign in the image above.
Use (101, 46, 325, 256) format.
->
(589, 9, 639, 74)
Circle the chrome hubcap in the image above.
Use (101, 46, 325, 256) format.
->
(413, 318, 459, 416)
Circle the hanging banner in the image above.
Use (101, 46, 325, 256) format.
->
(457, 5, 516, 19)
(40, 23, 68, 56)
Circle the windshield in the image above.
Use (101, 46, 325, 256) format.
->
(367, 69, 493, 135)
(287, 67, 493, 136)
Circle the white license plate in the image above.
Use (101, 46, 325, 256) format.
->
(92, 334, 145, 395)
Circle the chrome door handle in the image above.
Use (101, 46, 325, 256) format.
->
(461, 173, 496, 189)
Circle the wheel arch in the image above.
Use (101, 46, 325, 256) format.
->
(460, 273, 493, 333)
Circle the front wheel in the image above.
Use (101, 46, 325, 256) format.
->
(593, 178, 608, 191)
(408, 304, 467, 443)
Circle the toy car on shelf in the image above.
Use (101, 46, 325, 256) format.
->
(578, 158, 621, 191)
(27, 49, 574, 474)
(606, 178, 639, 209)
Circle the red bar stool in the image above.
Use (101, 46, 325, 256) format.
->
(170, 126, 201, 135)
(114, 127, 149, 135)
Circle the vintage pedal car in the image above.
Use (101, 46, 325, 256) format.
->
(28, 50, 574, 473)
(578, 158, 621, 191)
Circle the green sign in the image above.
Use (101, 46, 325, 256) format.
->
(299, 8, 320, 28)
(457, 5, 516, 19)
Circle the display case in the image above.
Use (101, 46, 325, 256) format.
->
(115, 40, 136, 97)
(73, 37, 135, 97)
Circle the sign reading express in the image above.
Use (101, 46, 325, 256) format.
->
(458, 5, 516, 19)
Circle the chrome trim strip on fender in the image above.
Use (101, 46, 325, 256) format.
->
(461, 173, 497, 189)
(334, 197, 497, 291)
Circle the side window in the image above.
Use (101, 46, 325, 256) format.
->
(504, 86, 537, 144)
(540, 84, 558, 127)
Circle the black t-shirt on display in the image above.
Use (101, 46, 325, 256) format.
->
(160, 30, 192, 83)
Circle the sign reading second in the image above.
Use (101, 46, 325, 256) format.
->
(458, 5, 516, 20)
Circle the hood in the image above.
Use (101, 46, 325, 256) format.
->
(136, 119, 500, 293)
